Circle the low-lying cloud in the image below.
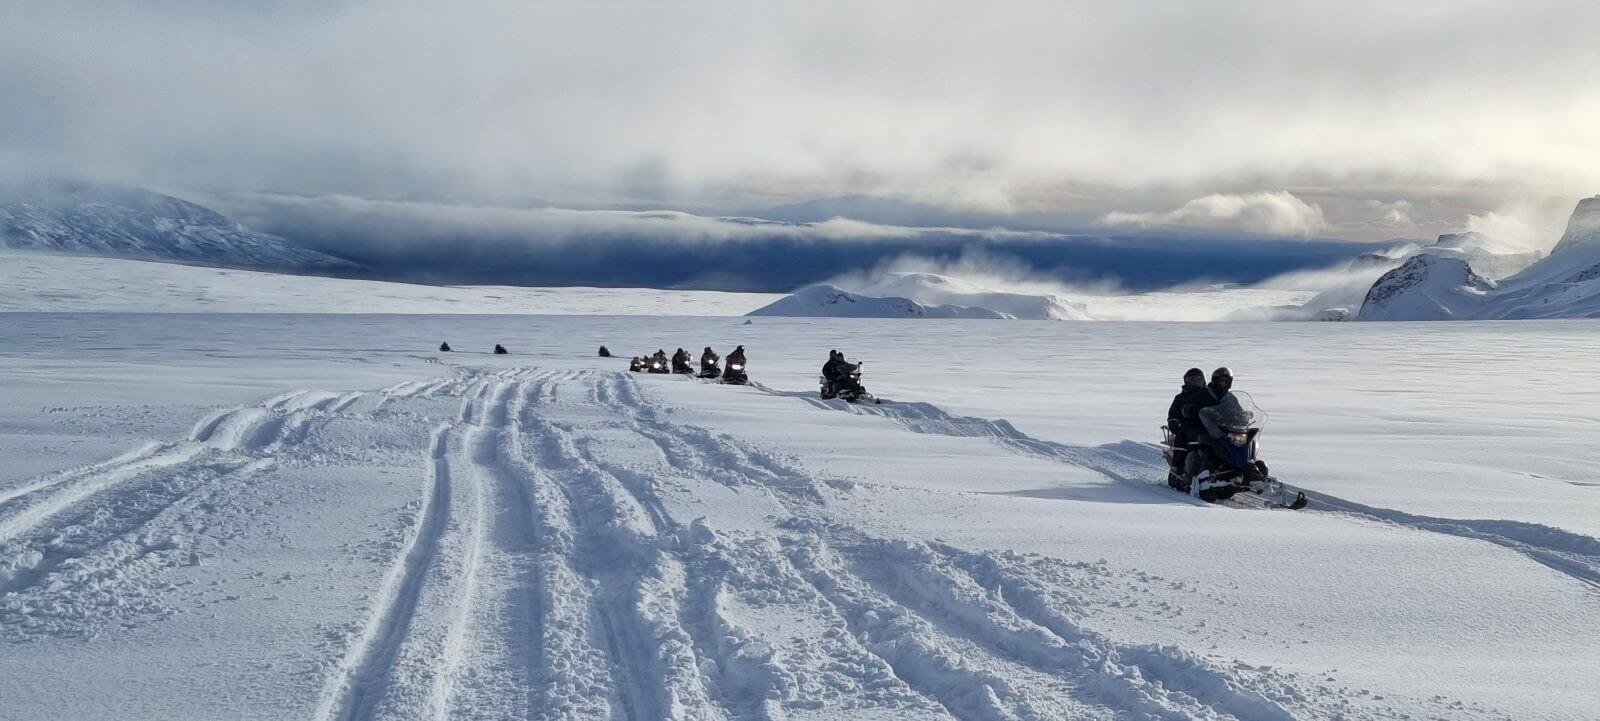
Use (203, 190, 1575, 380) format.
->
(1102, 192, 1329, 237)
(201, 192, 1384, 292)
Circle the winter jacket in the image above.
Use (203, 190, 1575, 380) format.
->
(1168, 386, 1215, 437)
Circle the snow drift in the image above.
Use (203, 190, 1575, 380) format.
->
(0, 179, 351, 271)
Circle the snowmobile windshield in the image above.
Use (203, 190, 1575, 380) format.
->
(1211, 391, 1267, 433)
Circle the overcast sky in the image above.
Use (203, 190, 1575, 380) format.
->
(4, 0, 1599, 241)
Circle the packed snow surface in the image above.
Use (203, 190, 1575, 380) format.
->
(1, 312, 1596, 720)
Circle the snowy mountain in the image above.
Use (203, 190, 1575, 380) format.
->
(748, 275, 1094, 320)
(0, 179, 351, 271)
(1357, 197, 1600, 320)
(747, 284, 1014, 318)
(1356, 253, 1493, 320)
(847, 272, 1092, 320)
(1549, 195, 1600, 254)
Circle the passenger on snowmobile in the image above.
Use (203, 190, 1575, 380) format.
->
(493, 344, 509, 355)
(671, 348, 694, 374)
(698, 347, 721, 378)
(821, 350, 845, 385)
(1164, 368, 1209, 486)
(820, 352, 870, 402)
(1182, 391, 1271, 496)
(598, 346, 611, 357)
(722, 345, 748, 385)
(439, 342, 452, 352)
(649, 350, 670, 374)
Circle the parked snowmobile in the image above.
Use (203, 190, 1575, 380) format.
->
(821, 357, 877, 403)
(698, 348, 721, 379)
(722, 346, 748, 385)
(1161, 391, 1306, 508)
(671, 348, 694, 374)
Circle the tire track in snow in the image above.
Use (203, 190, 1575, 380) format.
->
(608, 372, 1314, 721)
(519, 373, 701, 721)
(507, 375, 631, 720)
(748, 381, 1178, 500)
(753, 381, 1600, 594)
(576, 377, 791, 721)
(1305, 491, 1600, 592)
(0, 393, 334, 545)
(855, 538, 1299, 721)
(312, 423, 456, 721)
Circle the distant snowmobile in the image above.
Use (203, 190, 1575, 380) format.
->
(629, 356, 648, 373)
(493, 344, 509, 355)
(598, 346, 611, 357)
(671, 348, 694, 374)
(439, 342, 452, 352)
(821, 358, 877, 404)
(648, 350, 670, 374)
(1161, 391, 1306, 509)
(722, 345, 748, 385)
(698, 347, 721, 379)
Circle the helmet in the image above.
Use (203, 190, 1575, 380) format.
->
(1211, 367, 1234, 390)
(1183, 367, 1205, 387)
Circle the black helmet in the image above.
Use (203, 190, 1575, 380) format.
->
(1211, 367, 1234, 389)
(1183, 367, 1204, 386)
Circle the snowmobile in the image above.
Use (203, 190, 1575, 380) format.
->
(671, 349, 695, 374)
(698, 355, 721, 379)
(721, 359, 748, 385)
(1161, 391, 1306, 509)
(628, 357, 648, 373)
(820, 359, 877, 404)
(648, 356, 669, 374)
(598, 346, 611, 357)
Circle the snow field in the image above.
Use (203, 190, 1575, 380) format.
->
(2, 313, 1598, 719)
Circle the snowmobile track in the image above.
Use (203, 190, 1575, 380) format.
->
(313, 424, 456, 721)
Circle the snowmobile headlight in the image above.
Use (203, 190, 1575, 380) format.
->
(1228, 431, 1249, 446)
(731, 364, 743, 370)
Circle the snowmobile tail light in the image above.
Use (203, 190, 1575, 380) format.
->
(1228, 432, 1248, 446)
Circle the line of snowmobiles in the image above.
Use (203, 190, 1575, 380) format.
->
(608, 344, 1301, 508)
(624, 346, 748, 386)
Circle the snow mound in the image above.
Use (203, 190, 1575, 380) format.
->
(0, 179, 351, 271)
(848, 272, 1092, 320)
(1357, 254, 1492, 321)
(747, 284, 1013, 319)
